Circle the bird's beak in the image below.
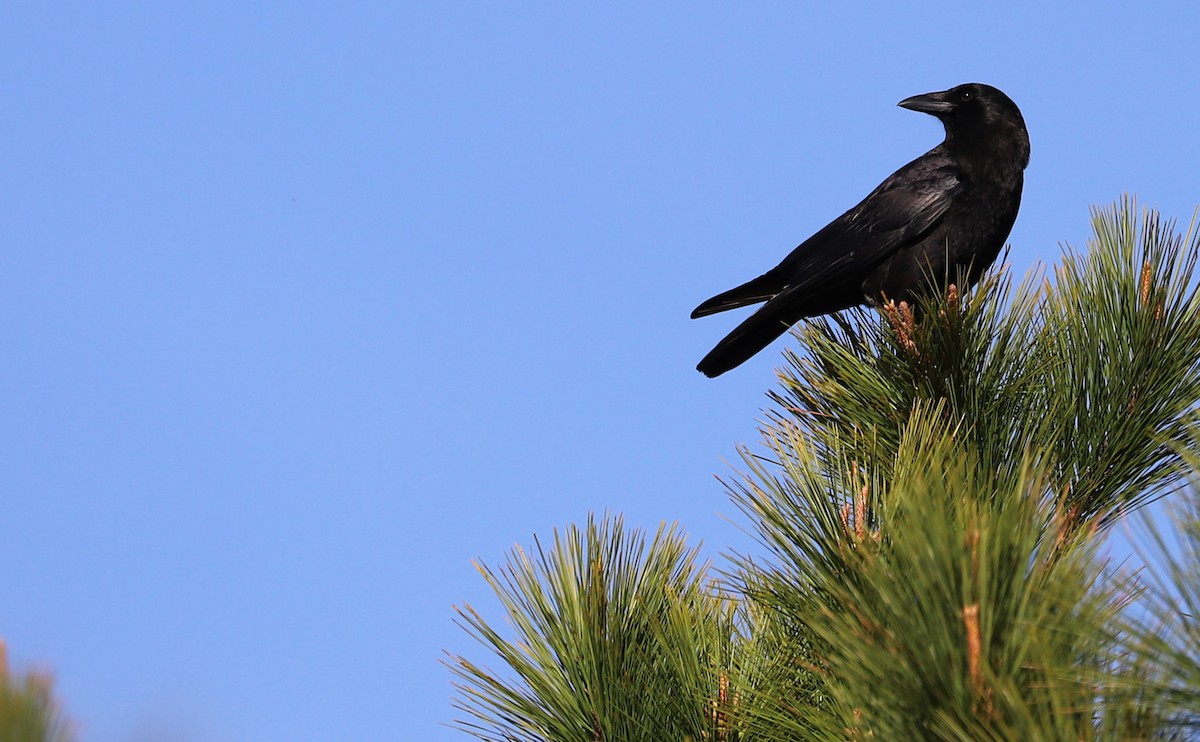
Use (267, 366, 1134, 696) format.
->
(898, 90, 954, 115)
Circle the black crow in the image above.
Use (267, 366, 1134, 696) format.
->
(692, 82, 1030, 377)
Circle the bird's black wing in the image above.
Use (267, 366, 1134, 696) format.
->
(694, 156, 962, 377)
(691, 154, 961, 319)
(772, 154, 963, 292)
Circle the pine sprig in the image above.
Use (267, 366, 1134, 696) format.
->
(1041, 198, 1200, 524)
(447, 514, 742, 741)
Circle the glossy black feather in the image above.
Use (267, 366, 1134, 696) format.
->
(692, 83, 1029, 377)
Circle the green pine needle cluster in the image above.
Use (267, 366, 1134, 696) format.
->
(0, 642, 71, 742)
(449, 516, 740, 741)
(448, 198, 1200, 741)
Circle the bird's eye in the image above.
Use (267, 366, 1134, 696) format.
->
(959, 90, 974, 102)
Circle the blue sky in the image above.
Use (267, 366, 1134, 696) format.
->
(2, 3, 1198, 740)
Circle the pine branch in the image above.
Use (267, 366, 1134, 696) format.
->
(729, 198, 1200, 738)
(0, 641, 71, 742)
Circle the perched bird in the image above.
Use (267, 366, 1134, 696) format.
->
(692, 82, 1030, 378)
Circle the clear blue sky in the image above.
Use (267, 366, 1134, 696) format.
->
(2, 3, 1198, 740)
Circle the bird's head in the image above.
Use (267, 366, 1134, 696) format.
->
(898, 83, 1030, 168)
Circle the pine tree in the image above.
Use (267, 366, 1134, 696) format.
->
(448, 198, 1200, 741)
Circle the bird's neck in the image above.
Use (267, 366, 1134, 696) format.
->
(945, 130, 1029, 180)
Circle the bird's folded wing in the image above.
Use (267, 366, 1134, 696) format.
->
(775, 161, 963, 291)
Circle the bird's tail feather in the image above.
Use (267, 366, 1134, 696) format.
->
(696, 303, 797, 378)
(690, 271, 781, 318)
